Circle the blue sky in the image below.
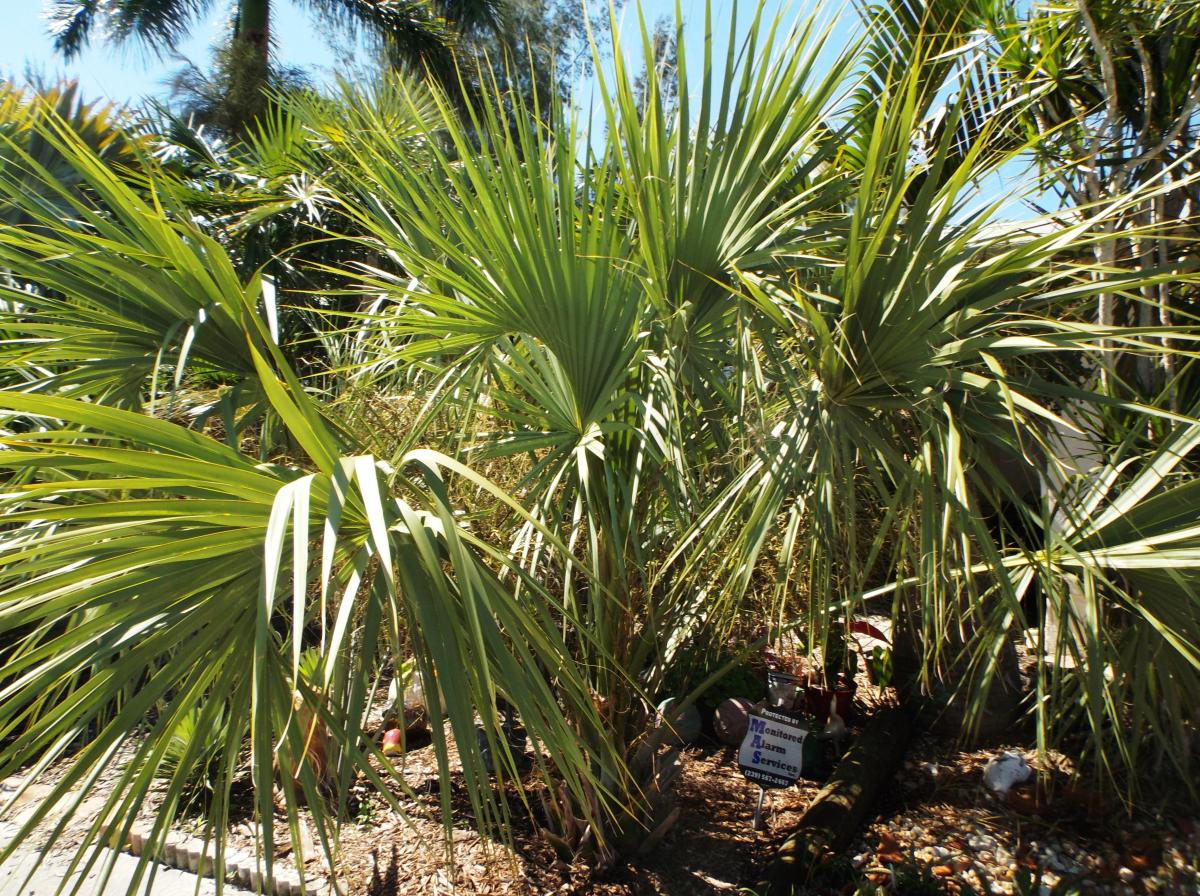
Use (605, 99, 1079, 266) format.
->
(3, 1, 371, 103)
(1, 2, 813, 107)
(0, 3, 864, 113)
(0, 2, 1029, 215)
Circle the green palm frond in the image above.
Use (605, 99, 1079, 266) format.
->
(0, 379, 620, 891)
(4, 5, 1200, 893)
(47, 0, 216, 58)
(0, 80, 141, 228)
(0, 110, 269, 411)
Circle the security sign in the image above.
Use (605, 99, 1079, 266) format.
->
(738, 708, 807, 789)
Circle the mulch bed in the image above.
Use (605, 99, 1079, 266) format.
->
(5, 707, 1197, 895)
(278, 724, 1198, 895)
(849, 736, 1199, 896)
(314, 729, 823, 896)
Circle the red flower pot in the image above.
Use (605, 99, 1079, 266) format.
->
(804, 685, 832, 720)
(833, 684, 855, 718)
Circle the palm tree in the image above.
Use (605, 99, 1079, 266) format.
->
(858, 0, 1200, 404)
(2, 4, 1199, 894)
(45, 0, 484, 130)
(47, 0, 468, 62)
(0, 80, 141, 229)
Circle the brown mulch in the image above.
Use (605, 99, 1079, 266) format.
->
(848, 736, 1200, 896)
(318, 733, 825, 896)
(5, 702, 1197, 895)
(306, 719, 1198, 896)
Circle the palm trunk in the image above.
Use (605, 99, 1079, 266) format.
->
(1094, 226, 1118, 394)
(1155, 172, 1177, 402)
(220, 0, 272, 134)
(236, 0, 271, 61)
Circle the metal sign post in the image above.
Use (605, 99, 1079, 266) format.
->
(752, 787, 766, 831)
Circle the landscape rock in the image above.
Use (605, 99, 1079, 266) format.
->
(713, 698, 754, 745)
(656, 698, 702, 746)
(983, 751, 1032, 794)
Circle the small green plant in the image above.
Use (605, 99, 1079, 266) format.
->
(889, 863, 952, 896)
(156, 704, 235, 806)
(866, 646, 893, 689)
(822, 623, 856, 687)
(660, 645, 765, 718)
(353, 798, 377, 826)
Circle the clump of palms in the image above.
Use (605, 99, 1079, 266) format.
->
(1, 3, 1199, 894)
(0, 79, 141, 228)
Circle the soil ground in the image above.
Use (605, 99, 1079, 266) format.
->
(287, 722, 1199, 895)
(4, 709, 1197, 895)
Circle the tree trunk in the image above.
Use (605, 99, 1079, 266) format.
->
(759, 706, 916, 895)
(1095, 229, 1118, 393)
(216, 0, 273, 135)
(236, 0, 271, 60)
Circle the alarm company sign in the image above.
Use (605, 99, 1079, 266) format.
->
(738, 708, 808, 788)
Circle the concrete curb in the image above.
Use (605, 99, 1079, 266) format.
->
(0, 847, 218, 896)
(122, 826, 333, 896)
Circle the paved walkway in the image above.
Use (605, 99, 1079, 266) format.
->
(0, 846, 220, 895)
(2, 765, 221, 896)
